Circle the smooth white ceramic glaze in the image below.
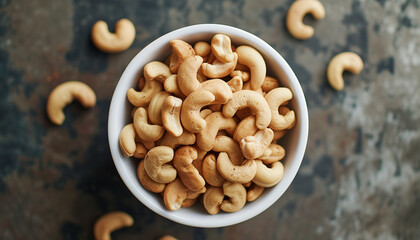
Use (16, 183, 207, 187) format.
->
(108, 24, 309, 228)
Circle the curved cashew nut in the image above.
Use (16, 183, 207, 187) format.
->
(148, 91, 170, 125)
(181, 197, 197, 208)
(133, 141, 147, 159)
(177, 55, 203, 95)
(246, 183, 264, 202)
(240, 128, 274, 159)
(211, 34, 235, 63)
(227, 76, 243, 93)
(217, 152, 257, 184)
(253, 160, 284, 187)
(133, 107, 165, 142)
(158, 130, 196, 149)
(163, 178, 205, 211)
(196, 112, 237, 151)
(223, 90, 271, 130)
(199, 79, 233, 104)
(230, 70, 250, 82)
(212, 136, 244, 165)
(260, 143, 286, 164)
(242, 81, 264, 96)
(194, 41, 211, 58)
(220, 181, 247, 213)
(202, 154, 225, 187)
(286, 0, 325, 40)
(144, 61, 172, 83)
(180, 90, 215, 133)
(143, 146, 176, 184)
(265, 88, 295, 130)
(118, 124, 136, 157)
(127, 79, 162, 107)
(94, 211, 133, 240)
(199, 109, 213, 119)
(91, 19, 135, 53)
(261, 76, 279, 93)
(169, 40, 195, 73)
(163, 74, 186, 99)
(162, 96, 183, 137)
(327, 52, 364, 91)
(191, 145, 207, 177)
(273, 129, 287, 141)
(173, 146, 206, 192)
(233, 115, 258, 143)
(236, 46, 266, 90)
(203, 186, 224, 215)
(137, 160, 165, 193)
(47, 81, 96, 125)
(201, 52, 238, 78)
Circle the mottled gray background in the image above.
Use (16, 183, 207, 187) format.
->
(1, 0, 420, 239)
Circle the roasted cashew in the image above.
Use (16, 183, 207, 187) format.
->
(212, 136, 244, 165)
(273, 129, 287, 141)
(191, 145, 207, 176)
(240, 128, 274, 159)
(118, 124, 136, 157)
(242, 81, 264, 96)
(127, 79, 162, 107)
(286, 0, 326, 40)
(148, 91, 170, 125)
(233, 115, 258, 143)
(47, 81, 96, 125)
(180, 90, 215, 133)
(143, 146, 176, 184)
(164, 178, 205, 211)
(162, 96, 183, 137)
(217, 152, 257, 184)
(230, 70, 250, 82)
(177, 55, 203, 95)
(194, 41, 211, 58)
(327, 52, 364, 91)
(223, 90, 271, 130)
(133, 107, 165, 142)
(253, 160, 284, 188)
(173, 146, 206, 192)
(181, 197, 197, 208)
(261, 76, 279, 93)
(203, 186, 224, 215)
(199, 109, 213, 119)
(246, 183, 264, 202)
(91, 19, 135, 53)
(158, 130, 196, 149)
(220, 181, 247, 213)
(163, 74, 186, 99)
(201, 52, 238, 78)
(211, 34, 235, 63)
(260, 143, 285, 164)
(227, 76, 243, 93)
(169, 39, 195, 73)
(265, 88, 295, 130)
(202, 154, 225, 187)
(133, 142, 147, 159)
(243, 181, 252, 188)
(235, 46, 266, 90)
(144, 61, 173, 83)
(196, 112, 237, 151)
(94, 211, 133, 240)
(199, 79, 233, 104)
(137, 160, 165, 193)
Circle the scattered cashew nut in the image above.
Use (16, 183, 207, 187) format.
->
(286, 0, 326, 40)
(94, 211, 133, 240)
(91, 19, 135, 53)
(327, 52, 364, 91)
(143, 146, 177, 184)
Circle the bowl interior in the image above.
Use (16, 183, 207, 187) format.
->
(108, 24, 309, 228)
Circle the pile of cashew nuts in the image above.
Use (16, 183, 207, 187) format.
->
(118, 33, 296, 214)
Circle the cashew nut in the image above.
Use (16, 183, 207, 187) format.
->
(246, 183, 264, 202)
(233, 115, 258, 143)
(286, 0, 326, 40)
(227, 76, 243, 93)
(240, 128, 274, 159)
(209, 104, 222, 112)
(47, 81, 96, 125)
(201, 52, 238, 78)
(94, 211, 133, 240)
(181, 197, 197, 208)
(211, 34, 235, 63)
(212, 136, 244, 165)
(163, 178, 205, 211)
(133, 107, 165, 142)
(191, 145, 207, 176)
(202, 154, 225, 187)
(144, 61, 173, 83)
(194, 41, 211, 58)
(143, 146, 176, 184)
(159, 130, 196, 149)
(261, 76, 279, 93)
(169, 39, 195, 73)
(260, 143, 286, 164)
(177, 55, 203, 95)
(199, 79, 233, 104)
(203, 186, 224, 215)
(220, 181, 247, 213)
(235, 46, 266, 90)
(265, 88, 295, 130)
(273, 129, 287, 141)
(163, 74, 186, 99)
(127, 78, 163, 107)
(133, 142, 147, 159)
(173, 146, 206, 192)
(242, 80, 264, 96)
(118, 124, 136, 157)
(162, 96, 183, 137)
(199, 109, 213, 119)
(91, 19, 135, 53)
(327, 52, 364, 91)
(223, 90, 271, 130)
(196, 112, 237, 151)
(148, 91, 171, 125)
(235, 108, 253, 120)
(137, 160, 165, 193)
(180, 90, 215, 133)
(253, 160, 284, 188)
(230, 70, 250, 82)
(217, 152, 257, 184)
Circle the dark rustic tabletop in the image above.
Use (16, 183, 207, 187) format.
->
(1, 0, 420, 239)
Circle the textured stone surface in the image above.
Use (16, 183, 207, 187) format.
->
(1, 0, 420, 239)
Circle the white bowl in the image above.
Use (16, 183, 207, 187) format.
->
(108, 24, 309, 228)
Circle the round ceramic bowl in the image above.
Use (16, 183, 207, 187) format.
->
(108, 24, 309, 228)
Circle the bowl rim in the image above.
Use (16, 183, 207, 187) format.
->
(108, 23, 309, 228)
